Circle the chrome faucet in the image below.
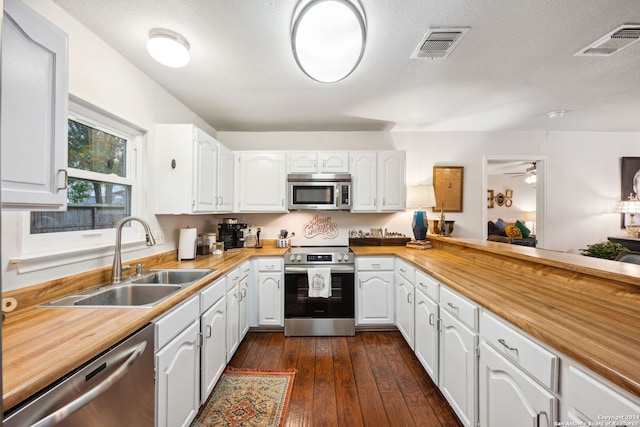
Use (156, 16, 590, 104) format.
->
(112, 216, 157, 283)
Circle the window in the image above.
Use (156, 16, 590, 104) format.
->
(19, 98, 146, 263)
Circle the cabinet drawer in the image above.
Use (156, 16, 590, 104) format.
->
(200, 276, 226, 312)
(440, 286, 478, 331)
(154, 295, 199, 351)
(239, 261, 251, 279)
(415, 270, 439, 302)
(356, 256, 394, 271)
(396, 259, 415, 284)
(481, 311, 559, 391)
(226, 267, 240, 291)
(257, 258, 282, 272)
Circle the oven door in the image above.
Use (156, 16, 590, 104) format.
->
(284, 265, 355, 318)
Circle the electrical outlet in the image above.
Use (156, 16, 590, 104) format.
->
(154, 229, 165, 245)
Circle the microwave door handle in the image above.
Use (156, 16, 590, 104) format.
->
(335, 184, 340, 208)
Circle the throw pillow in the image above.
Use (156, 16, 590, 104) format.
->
(505, 225, 523, 239)
(487, 221, 500, 236)
(495, 218, 508, 232)
(515, 220, 531, 238)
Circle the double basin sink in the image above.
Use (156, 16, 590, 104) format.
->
(41, 269, 215, 308)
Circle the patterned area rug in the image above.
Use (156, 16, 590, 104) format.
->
(192, 367, 296, 427)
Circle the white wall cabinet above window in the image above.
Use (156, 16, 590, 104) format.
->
(156, 124, 233, 214)
(1, 0, 68, 211)
(287, 152, 349, 174)
(236, 152, 287, 212)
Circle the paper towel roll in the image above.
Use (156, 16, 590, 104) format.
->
(178, 227, 197, 260)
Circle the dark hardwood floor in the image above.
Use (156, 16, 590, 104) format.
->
(228, 331, 463, 427)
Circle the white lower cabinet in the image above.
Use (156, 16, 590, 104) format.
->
(356, 257, 395, 325)
(414, 287, 439, 384)
(155, 296, 201, 427)
(238, 261, 251, 338)
(257, 258, 283, 326)
(200, 277, 227, 404)
(439, 305, 478, 427)
(479, 341, 556, 427)
(395, 274, 414, 349)
(226, 282, 240, 361)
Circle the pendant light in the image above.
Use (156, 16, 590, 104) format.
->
(146, 28, 190, 68)
(291, 0, 366, 83)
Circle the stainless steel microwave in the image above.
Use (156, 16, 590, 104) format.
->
(287, 173, 352, 211)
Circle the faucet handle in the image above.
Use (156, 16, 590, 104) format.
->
(135, 264, 143, 277)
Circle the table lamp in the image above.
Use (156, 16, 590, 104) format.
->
(406, 185, 436, 241)
(614, 193, 640, 237)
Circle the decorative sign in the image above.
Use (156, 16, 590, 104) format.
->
(303, 215, 338, 239)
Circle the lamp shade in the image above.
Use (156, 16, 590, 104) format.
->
(613, 199, 640, 215)
(407, 185, 436, 209)
(291, 0, 366, 83)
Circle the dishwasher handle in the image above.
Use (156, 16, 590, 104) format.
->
(30, 341, 147, 427)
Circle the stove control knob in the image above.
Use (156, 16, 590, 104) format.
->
(289, 254, 296, 262)
(296, 254, 302, 261)
(343, 254, 349, 261)
(337, 254, 343, 261)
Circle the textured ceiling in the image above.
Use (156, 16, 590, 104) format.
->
(53, 0, 640, 132)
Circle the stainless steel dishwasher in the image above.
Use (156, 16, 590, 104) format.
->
(3, 324, 155, 427)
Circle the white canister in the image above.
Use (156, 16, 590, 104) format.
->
(277, 238, 289, 248)
(178, 227, 197, 260)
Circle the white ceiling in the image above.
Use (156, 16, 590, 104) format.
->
(53, 0, 640, 133)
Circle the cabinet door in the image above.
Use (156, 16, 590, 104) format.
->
(200, 297, 226, 404)
(1, 0, 68, 210)
(479, 341, 557, 427)
(239, 274, 250, 339)
(350, 152, 377, 212)
(155, 320, 200, 427)
(439, 309, 478, 427)
(238, 152, 286, 212)
(395, 275, 414, 349)
(193, 128, 218, 213)
(415, 290, 439, 384)
(226, 284, 240, 360)
(319, 152, 349, 173)
(378, 151, 406, 211)
(288, 152, 318, 173)
(216, 143, 234, 212)
(258, 272, 283, 326)
(356, 270, 394, 324)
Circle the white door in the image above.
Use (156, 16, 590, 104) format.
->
(200, 297, 226, 404)
(239, 274, 250, 338)
(155, 320, 200, 427)
(216, 143, 234, 212)
(319, 152, 349, 173)
(415, 289, 439, 384)
(238, 152, 286, 212)
(395, 275, 414, 349)
(378, 151, 406, 211)
(350, 152, 377, 211)
(193, 128, 217, 213)
(356, 271, 394, 324)
(1, 0, 68, 210)
(258, 272, 283, 326)
(226, 284, 240, 360)
(287, 152, 318, 173)
(439, 309, 478, 427)
(479, 341, 556, 427)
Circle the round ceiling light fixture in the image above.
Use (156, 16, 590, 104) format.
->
(146, 28, 190, 68)
(547, 109, 566, 119)
(292, 0, 367, 83)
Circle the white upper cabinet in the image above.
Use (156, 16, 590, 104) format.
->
(1, 0, 68, 210)
(350, 152, 378, 212)
(287, 151, 349, 173)
(236, 152, 287, 212)
(378, 151, 406, 211)
(156, 124, 231, 214)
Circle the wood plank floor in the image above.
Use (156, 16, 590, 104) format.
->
(228, 331, 463, 427)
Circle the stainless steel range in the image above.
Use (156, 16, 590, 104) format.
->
(284, 246, 355, 336)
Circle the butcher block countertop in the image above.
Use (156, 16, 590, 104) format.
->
(3, 237, 640, 412)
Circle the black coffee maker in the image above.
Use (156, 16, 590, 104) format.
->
(218, 220, 248, 250)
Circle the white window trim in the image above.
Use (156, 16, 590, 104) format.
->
(10, 97, 149, 273)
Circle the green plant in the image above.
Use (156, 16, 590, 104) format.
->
(579, 241, 629, 260)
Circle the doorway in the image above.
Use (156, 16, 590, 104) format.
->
(482, 156, 547, 248)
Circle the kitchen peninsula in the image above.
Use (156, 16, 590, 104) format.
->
(3, 237, 639, 422)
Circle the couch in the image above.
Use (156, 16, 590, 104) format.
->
(488, 219, 536, 247)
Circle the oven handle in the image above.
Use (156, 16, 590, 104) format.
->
(284, 266, 355, 274)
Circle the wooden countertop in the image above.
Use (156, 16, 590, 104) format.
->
(4, 239, 640, 412)
(2, 247, 287, 412)
(352, 237, 640, 399)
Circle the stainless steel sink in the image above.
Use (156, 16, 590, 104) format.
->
(40, 268, 215, 308)
(73, 284, 182, 306)
(131, 269, 214, 285)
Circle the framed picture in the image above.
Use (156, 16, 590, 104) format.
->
(621, 157, 640, 227)
(433, 166, 464, 212)
(487, 189, 494, 208)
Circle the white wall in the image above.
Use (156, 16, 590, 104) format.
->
(487, 174, 536, 222)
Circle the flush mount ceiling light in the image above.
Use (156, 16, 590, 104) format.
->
(146, 28, 190, 68)
(547, 110, 566, 119)
(291, 0, 366, 83)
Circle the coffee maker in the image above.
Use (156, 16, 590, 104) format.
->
(217, 220, 248, 250)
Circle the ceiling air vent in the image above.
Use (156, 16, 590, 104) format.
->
(575, 24, 640, 56)
(411, 27, 470, 59)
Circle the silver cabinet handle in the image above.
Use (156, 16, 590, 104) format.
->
(372, 263, 381, 269)
(56, 169, 68, 192)
(238, 291, 243, 302)
(536, 411, 547, 427)
(429, 313, 435, 326)
(407, 293, 412, 304)
(277, 279, 280, 289)
(206, 325, 212, 338)
(359, 279, 362, 288)
(498, 338, 519, 356)
(243, 288, 247, 298)
(447, 302, 459, 312)
(30, 341, 147, 427)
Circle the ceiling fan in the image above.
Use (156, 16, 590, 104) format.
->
(505, 162, 537, 183)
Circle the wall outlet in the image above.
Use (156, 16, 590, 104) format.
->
(154, 229, 165, 245)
